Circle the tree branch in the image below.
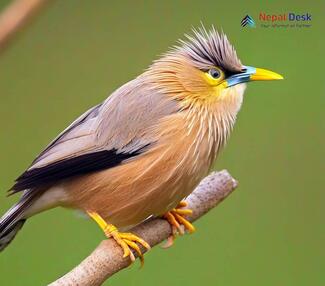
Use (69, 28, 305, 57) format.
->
(0, 0, 49, 52)
(49, 170, 238, 286)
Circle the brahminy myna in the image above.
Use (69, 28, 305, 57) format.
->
(0, 26, 283, 263)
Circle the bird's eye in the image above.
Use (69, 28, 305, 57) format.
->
(208, 68, 221, 79)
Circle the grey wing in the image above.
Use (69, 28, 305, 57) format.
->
(10, 80, 179, 193)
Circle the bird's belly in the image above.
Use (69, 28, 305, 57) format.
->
(63, 146, 212, 229)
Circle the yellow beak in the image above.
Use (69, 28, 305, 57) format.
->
(250, 68, 284, 81)
(226, 66, 284, 87)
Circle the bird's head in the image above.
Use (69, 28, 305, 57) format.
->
(145, 26, 283, 110)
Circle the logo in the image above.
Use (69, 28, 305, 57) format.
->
(240, 12, 312, 29)
(259, 12, 312, 28)
(259, 12, 312, 22)
(241, 15, 256, 28)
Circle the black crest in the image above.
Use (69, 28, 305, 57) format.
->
(178, 25, 243, 73)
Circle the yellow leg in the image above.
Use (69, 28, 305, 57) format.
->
(87, 211, 150, 265)
(162, 201, 196, 248)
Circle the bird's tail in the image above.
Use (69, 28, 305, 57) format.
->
(0, 191, 38, 251)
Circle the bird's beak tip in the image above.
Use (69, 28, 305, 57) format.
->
(250, 67, 284, 81)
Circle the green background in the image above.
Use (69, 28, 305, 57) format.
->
(0, 1, 323, 285)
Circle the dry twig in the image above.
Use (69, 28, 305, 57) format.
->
(0, 0, 48, 52)
(49, 170, 238, 286)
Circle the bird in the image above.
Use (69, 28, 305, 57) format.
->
(0, 26, 283, 263)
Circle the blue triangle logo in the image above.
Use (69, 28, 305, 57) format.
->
(241, 15, 256, 28)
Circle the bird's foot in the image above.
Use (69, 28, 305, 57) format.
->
(162, 201, 195, 248)
(106, 227, 151, 265)
(87, 211, 150, 266)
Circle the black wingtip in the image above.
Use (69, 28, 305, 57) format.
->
(10, 148, 146, 193)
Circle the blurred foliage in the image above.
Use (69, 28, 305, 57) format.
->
(0, 0, 323, 285)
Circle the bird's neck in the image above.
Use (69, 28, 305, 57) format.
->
(183, 85, 245, 163)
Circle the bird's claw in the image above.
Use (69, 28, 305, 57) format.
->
(162, 201, 195, 248)
(107, 229, 151, 266)
(87, 211, 150, 266)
